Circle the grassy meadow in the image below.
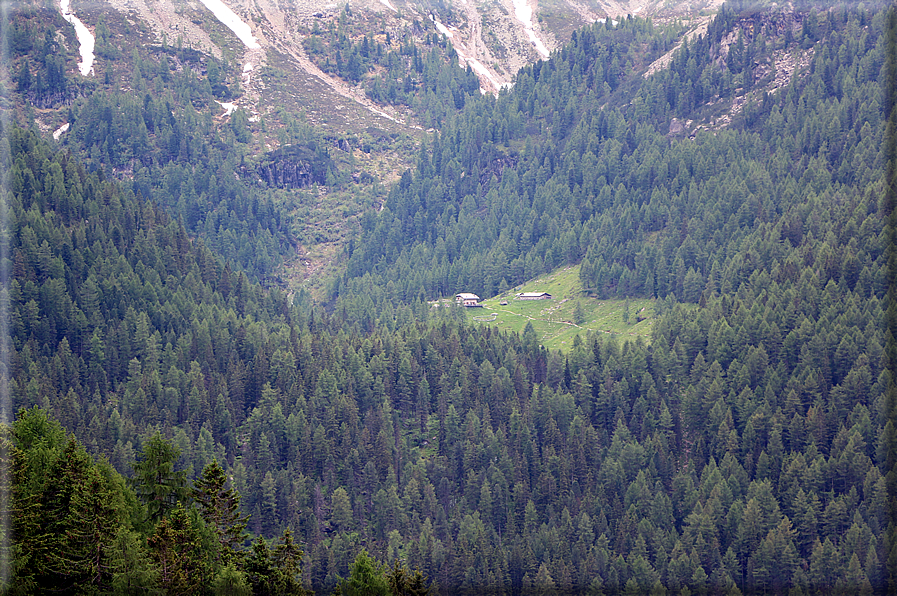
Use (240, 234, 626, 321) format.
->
(459, 264, 656, 352)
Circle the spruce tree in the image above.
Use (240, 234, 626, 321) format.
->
(131, 432, 188, 524)
(192, 460, 250, 565)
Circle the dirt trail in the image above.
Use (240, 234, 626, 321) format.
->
(254, 0, 423, 128)
(266, 32, 410, 127)
(100, 0, 412, 129)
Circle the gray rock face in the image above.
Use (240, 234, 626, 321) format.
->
(250, 145, 332, 188)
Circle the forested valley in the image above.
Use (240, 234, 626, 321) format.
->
(2, 0, 896, 594)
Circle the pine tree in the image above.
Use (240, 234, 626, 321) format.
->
(147, 503, 209, 595)
(331, 487, 353, 532)
(338, 550, 390, 596)
(132, 432, 188, 524)
(245, 531, 309, 595)
(192, 460, 250, 565)
(273, 530, 307, 594)
(386, 559, 431, 596)
(60, 460, 126, 590)
(210, 563, 252, 596)
(108, 528, 162, 594)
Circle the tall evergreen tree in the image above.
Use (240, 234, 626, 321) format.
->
(131, 432, 188, 524)
(192, 460, 250, 565)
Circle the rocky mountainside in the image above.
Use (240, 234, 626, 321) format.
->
(71, 0, 725, 134)
(26, 0, 822, 293)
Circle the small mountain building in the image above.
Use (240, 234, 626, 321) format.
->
(456, 293, 482, 307)
(516, 292, 552, 300)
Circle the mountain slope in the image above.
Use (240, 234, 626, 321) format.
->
(335, 3, 887, 311)
(4, 1, 896, 594)
(6, 98, 893, 592)
(35, 0, 726, 291)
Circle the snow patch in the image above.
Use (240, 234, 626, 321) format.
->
(60, 0, 95, 76)
(466, 58, 503, 90)
(53, 123, 70, 140)
(216, 101, 237, 116)
(511, 0, 549, 59)
(433, 19, 454, 39)
(198, 0, 261, 49)
(379, 0, 397, 12)
(432, 17, 506, 92)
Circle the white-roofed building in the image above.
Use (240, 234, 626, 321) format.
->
(455, 293, 481, 307)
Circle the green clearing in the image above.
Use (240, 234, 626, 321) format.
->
(461, 264, 656, 351)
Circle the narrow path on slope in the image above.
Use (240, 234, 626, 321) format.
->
(239, 0, 413, 129)
(271, 38, 411, 127)
(644, 15, 711, 77)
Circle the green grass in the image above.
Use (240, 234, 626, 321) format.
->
(460, 264, 656, 352)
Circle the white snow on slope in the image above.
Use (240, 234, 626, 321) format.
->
(60, 0, 95, 76)
(512, 0, 549, 59)
(433, 18, 505, 92)
(434, 20, 453, 39)
(199, 0, 261, 49)
(216, 101, 237, 116)
(379, 0, 397, 11)
(467, 58, 504, 91)
(53, 123, 70, 140)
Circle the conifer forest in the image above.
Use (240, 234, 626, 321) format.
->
(1, 0, 897, 593)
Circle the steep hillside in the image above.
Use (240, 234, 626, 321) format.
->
(3, 1, 896, 594)
(88, 0, 727, 100)
(6, 87, 894, 593)
(20, 0, 731, 294)
(336, 3, 887, 311)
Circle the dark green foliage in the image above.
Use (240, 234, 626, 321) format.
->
(65, 87, 296, 279)
(244, 531, 309, 595)
(8, 408, 137, 593)
(334, 1, 889, 328)
(7, 6, 75, 107)
(147, 503, 210, 594)
(193, 460, 250, 564)
(1, 3, 299, 280)
(132, 432, 189, 524)
(6, 1, 897, 594)
(304, 8, 481, 127)
(6, 407, 311, 594)
(386, 559, 431, 596)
